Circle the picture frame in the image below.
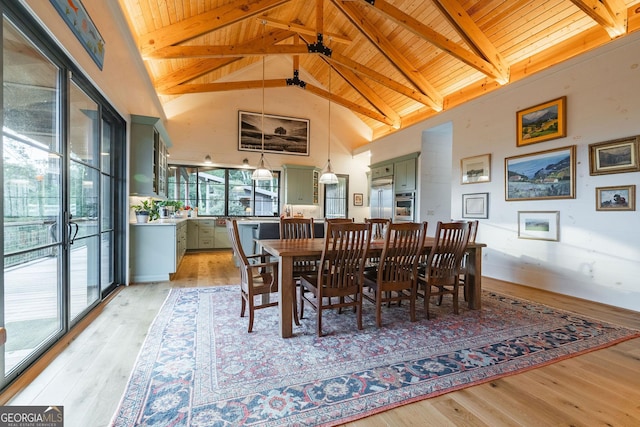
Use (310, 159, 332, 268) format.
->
(518, 211, 559, 241)
(461, 154, 491, 184)
(589, 136, 640, 175)
(516, 96, 566, 147)
(238, 111, 310, 156)
(50, 0, 106, 70)
(462, 193, 489, 219)
(595, 185, 635, 211)
(505, 145, 575, 201)
(353, 193, 363, 206)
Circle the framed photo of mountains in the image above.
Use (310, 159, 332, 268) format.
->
(505, 145, 576, 201)
(516, 96, 566, 147)
(589, 136, 639, 175)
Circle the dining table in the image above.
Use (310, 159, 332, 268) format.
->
(257, 237, 486, 338)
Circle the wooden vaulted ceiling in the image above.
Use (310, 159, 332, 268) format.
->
(118, 0, 640, 144)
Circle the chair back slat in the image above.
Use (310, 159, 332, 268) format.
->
(423, 221, 470, 287)
(379, 222, 427, 284)
(319, 222, 371, 292)
(280, 217, 314, 239)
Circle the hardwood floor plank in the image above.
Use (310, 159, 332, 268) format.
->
(3, 251, 639, 427)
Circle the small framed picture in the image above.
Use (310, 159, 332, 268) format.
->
(516, 96, 566, 147)
(596, 185, 635, 211)
(461, 154, 491, 184)
(353, 193, 363, 206)
(462, 193, 489, 219)
(518, 211, 559, 241)
(589, 136, 639, 175)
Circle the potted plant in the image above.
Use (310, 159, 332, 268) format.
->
(132, 199, 155, 223)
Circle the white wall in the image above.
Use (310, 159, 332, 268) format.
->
(162, 56, 373, 220)
(368, 32, 640, 311)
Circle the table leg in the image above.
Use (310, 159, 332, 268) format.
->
(278, 255, 294, 338)
(467, 246, 482, 310)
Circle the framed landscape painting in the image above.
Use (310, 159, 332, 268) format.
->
(239, 111, 310, 156)
(505, 145, 575, 201)
(518, 211, 559, 241)
(589, 136, 639, 175)
(516, 96, 566, 147)
(596, 185, 635, 211)
(461, 154, 491, 184)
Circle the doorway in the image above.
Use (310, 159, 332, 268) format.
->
(1, 5, 125, 388)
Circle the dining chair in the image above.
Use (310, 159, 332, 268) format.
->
(226, 219, 279, 333)
(458, 220, 479, 302)
(416, 221, 470, 319)
(365, 218, 391, 241)
(363, 221, 427, 327)
(364, 217, 392, 275)
(279, 217, 315, 324)
(299, 222, 372, 336)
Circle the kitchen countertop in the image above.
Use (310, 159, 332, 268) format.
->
(130, 217, 283, 226)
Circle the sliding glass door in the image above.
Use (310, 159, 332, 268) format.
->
(1, 3, 125, 389)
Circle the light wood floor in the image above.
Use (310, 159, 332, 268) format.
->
(4, 251, 640, 427)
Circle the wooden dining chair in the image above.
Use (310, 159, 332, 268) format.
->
(417, 221, 470, 319)
(363, 221, 427, 327)
(459, 220, 479, 302)
(365, 218, 391, 241)
(299, 222, 372, 336)
(279, 217, 315, 324)
(226, 219, 279, 333)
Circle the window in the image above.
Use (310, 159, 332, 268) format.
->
(323, 174, 349, 219)
(167, 165, 280, 217)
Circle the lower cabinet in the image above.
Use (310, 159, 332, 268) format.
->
(186, 218, 231, 250)
(130, 220, 187, 283)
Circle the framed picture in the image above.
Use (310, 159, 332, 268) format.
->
(589, 136, 640, 175)
(353, 193, 363, 206)
(596, 185, 635, 211)
(516, 96, 566, 147)
(461, 154, 491, 184)
(505, 145, 576, 201)
(238, 111, 310, 156)
(462, 193, 489, 219)
(518, 211, 559, 241)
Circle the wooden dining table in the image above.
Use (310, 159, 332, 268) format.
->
(258, 237, 486, 338)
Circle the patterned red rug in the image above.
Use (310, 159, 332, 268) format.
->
(111, 286, 639, 426)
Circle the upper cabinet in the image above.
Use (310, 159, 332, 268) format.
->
(394, 158, 416, 192)
(283, 164, 320, 205)
(371, 163, 393, 180)
(130, 115, 172, 197)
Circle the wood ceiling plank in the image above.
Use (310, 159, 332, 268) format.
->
(153, 28, 293, 90)
(431, 0, 510, 83)
(139, 0, 291, 56)
(571, 0, 628, 37)
(358, 0, 509, 84)
(332, 0, 443, 110)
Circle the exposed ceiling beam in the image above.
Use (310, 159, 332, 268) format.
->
(332, 0, 443, 111)
(144, 43, 308, 60)
(154, 29, 293, 92)
(327, 51, 436, 108)
(330, 61, 402, 129)
(259, 17, 352, 44)
(431, 0, 510, 84)
(570, 0, 627, 37)
(356, 0, 509, 84)
(139, 0, 290, 57)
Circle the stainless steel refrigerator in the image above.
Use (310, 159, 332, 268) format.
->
(369, 178, 393, 219)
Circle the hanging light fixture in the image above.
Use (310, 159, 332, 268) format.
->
(252, 21, 273, 181)
(204, 154, 212, 164)
(319, 65, 339, 185)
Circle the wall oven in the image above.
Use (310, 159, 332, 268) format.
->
(394, 192, 415, 222)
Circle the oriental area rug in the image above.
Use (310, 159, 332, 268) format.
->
(111, 286, 639, 427)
